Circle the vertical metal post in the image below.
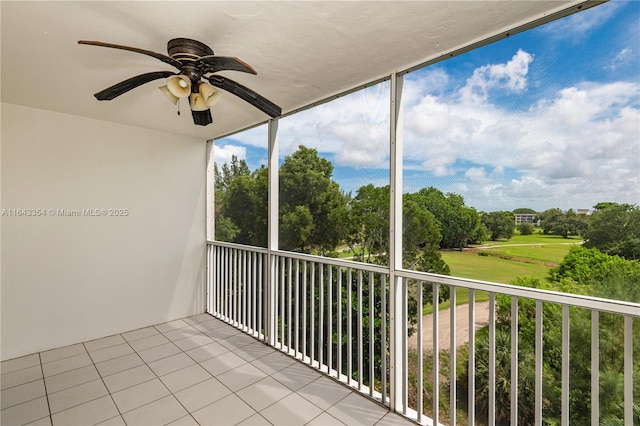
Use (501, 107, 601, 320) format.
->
(433, 283, 440, 425)
(328, 266, 333, 373)
(368, 270, 374, 396)
(624, 315, 633, 425)
(319, 264, 325, 369)
(450, 286, 457, 426)
(206, 139, 215, 242)
(468, 289, 476, 426)
(295, 259, 300, 356)
(358, 269, 363, 390)
(347, 267, 353, 385)
(511, 297, 519, 426)
(381, 274, 387, 405)
(591, 310, 599, 426)
(535, 301, 543, 426)
(417, 280, 423, 423)
(389, 70, 404, 412)
(311, 262, 316, 365)
(267, 118, 279, 346)
(287, 258, 292, 352)
(302, 261, 308, 359)
(337, 267, 343, 378)
(561, 305, 570, 426)
(488, 293, 495, 426)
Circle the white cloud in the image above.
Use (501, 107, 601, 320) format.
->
(401, 51, 639, 211)
(217, 45, 639, 212)
(542, 2, 621, 42)
(607, 48, 633, 71)
(214, 144, 246, 165)
(459, 50, 533, 104)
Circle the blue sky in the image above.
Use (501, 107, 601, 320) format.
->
(215, 1, 639, 212)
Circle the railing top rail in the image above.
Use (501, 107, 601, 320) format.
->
(272, 250, 390, 274)
(397, 269, 640, 316)
(207, 240, 640, 317)
(208, 240, 269, 254)
(208, 240, 389, 274)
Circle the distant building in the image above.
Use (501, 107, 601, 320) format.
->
(515, 213, 540, 226)
(576, 209, 592, 215)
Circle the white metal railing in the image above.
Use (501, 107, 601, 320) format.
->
(207, 241, 640, 425)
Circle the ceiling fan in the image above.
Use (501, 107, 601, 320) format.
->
(78, 38, 282, 126)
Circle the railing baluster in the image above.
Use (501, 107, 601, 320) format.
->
(433, 283, 440, 426)
(295, 259, 300, 357)
(591, 310, 599, 426)
(243, 250, 248, 332)
(417, 280, 423, 423)
(347, 267, 353, 385)
(511, 296, 519, 426)
(624, 315, 633, 425)
(251, 252, 256, 333)
(469, 289, 476, 426)
(328, 265, 333, 374)
(402, 277, 408, 416)
(358, 269, 363, 390)
(535, 300, 543, 426)
(258, 253, 263, 339)
(320, 263, 325, 370)
(381, 273, 387, 406)
(369, 270, 374, 397)
(302, 261, 308, 360)
(448, 286, 456, 425)
(311, 261, 315, 366)
(488, 292, 495, 426)
(280, 256, 285, 347)
(561, 305, 570, 425)
(287, 257, 292, 353)
(337, 267, 343, 380)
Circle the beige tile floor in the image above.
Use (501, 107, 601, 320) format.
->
(1, 314, 415, 426)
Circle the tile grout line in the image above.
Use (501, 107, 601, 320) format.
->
(80, 340, 126, 425)
(38, 352, 54, 426)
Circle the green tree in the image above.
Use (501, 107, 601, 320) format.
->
(513, 207, 537, 214)
(279, 146, 349, 254)
(347, 184, 389, 263)
(466, 248, 640, 424)
(583, 203, 640, 260)
(215, 159, 269, 246)
(482, 211, 516, 241)
(541, 208, 588, 238)
(414, 187, 485, 249)
(518, 222, 534, 235)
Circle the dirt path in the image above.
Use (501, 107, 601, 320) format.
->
(408, 301, 490, 351)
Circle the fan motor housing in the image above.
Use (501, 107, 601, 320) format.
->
(168, 38, 214, 61)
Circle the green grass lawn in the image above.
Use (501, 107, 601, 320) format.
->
(479, 244, 577, 265)
(441, 250, 551, 283)
(484, 233, 582, 245)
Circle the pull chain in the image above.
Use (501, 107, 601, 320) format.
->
(177, 100, 181, 116)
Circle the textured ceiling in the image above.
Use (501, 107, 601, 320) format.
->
(1, 1, 596, 140)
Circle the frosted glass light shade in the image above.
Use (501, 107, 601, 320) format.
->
(190, 83, 222, 111)
(166, 75, 191, 98)
(158, 85, 179, 104)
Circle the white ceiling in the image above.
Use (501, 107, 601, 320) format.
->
(1, 1, 597, 140)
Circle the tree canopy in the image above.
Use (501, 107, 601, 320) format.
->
(583, 202, 640, 260)
(482, 211, 516, 241)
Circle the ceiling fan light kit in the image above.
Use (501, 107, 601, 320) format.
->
(78, 38, 282, 126)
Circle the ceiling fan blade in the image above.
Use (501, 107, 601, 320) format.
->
(94, 71, 176, 101)
(197, 56, 257, 75)
(207, 75, 281, 118)
(78, 40, 183, 69)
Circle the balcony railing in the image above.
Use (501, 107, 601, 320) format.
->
(206, 240, 639, 425)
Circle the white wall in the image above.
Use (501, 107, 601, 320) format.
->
(1, 103, 206, 360)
